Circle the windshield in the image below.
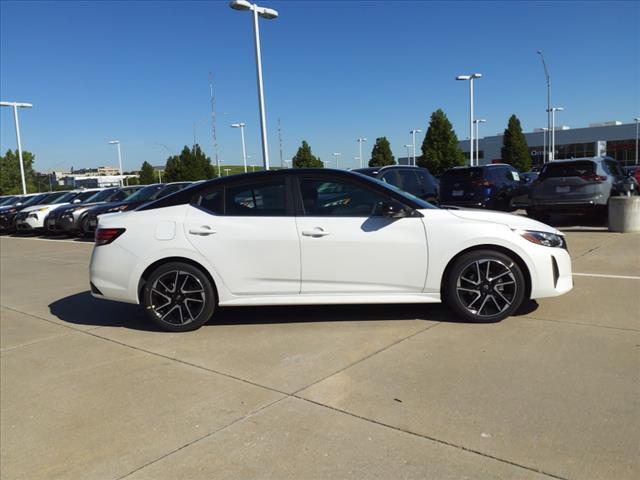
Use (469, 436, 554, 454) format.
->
(45, 191, 77, 204)
(355, 173, 438, 209)
(85, 189, 116, 203)
(0, 196, 17, 206)
(122, 184, 162, 203)
(74, 190, 101, 203)
(20, 194, 49, 206)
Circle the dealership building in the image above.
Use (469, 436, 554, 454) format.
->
(457, 121, 638, 169)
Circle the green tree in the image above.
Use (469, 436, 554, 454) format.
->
(369, 137, 395, 167)
(138, 161, 156, 184)
(418, 109, 465, 175)
(0, 149, 37, 195)
(501, 114, 531, 172)
(292, 140, 323, 168)
(163, 145, 216, 181)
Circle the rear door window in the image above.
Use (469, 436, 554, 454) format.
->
(379, 169, 400, 188)
(226, 179, 287, 216)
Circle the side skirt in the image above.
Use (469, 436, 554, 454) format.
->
(219, 293, 442, 307)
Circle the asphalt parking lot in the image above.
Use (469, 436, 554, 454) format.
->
(1, 228, 639, 480)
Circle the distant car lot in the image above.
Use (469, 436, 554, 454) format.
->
(1, 230, 638, 479)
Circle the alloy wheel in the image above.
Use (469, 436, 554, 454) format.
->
(150, 270, 206, 325)
(455, 258, 517, 318)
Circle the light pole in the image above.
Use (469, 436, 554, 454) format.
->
(541, 127, 548, 167)
(229, 0, 278, 171)
(224, 168, 231, 176)
(108, 140, 124, 186)
(547, 107, 563, 161)
(456, 73, 481, 166)
(357, 138, 367, 168)
(537, 51, 551, 163)
(332, 152, 341, 169)
(473, 119, 486, 166)
(0, 101, 33, 194)
(231, 122, 248, 172)
(410, 129, 422, 166)
(635, 118, 639, 165)
(404, 144, 412, 165)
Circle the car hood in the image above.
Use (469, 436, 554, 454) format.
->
(20, 202, 70, 213)
(444, 208, 561, 235)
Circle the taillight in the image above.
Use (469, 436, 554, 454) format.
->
(95, 228, 125, 246)
(580, 173, 607, 183)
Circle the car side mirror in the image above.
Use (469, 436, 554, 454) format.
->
(380, 201, 411, 218)
(73, 199, 82, 203)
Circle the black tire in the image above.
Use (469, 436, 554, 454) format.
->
(444, 249, 526, 323)
(142, 262, 216, 332)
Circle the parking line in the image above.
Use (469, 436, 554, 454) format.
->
(573, 272, 640, 280)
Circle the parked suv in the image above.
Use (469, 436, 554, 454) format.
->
(353, 165, 439, 203)
(528, 157, 629, 219)
(439, 164, 523, 211)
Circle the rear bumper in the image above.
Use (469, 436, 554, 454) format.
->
(529, 200, 605, 213)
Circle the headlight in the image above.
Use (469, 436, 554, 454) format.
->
(516, 229, 565, 248)
(107, 205, 129, 213)
(38, 207, 49, 212)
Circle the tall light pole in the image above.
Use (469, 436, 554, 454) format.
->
(537, 51, 551, 163)
(410, 129, 422, 166)
(635, 118, 640, 165)
(332, 152, 341, 169)
(404, 144, 412, 165)
(108, 140, 124, 186)
(229, 0, 278, 171)
(1, 101, 33, 194)
(456, 73, 482, 166)
(473, 119, 486, 166)
(231, 122, 248, 172)
(357, 138, 367, 168)
(547, 107, 563, 161)
(541, 127, 548, 167)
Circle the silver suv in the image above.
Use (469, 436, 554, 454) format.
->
(527, 156, 628, 219)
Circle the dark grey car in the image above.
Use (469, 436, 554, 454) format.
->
(353, 165, 439, 203)
(527, 156, 628, 218)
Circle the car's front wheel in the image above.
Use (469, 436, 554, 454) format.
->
(142, 262, 216, 332)
(444, 250, 526, 323)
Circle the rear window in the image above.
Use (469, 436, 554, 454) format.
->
(539, 161, 595, 178)
(441, 168, 484, 183)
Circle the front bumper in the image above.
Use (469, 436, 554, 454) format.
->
(0, 212, 18, 231)
(529, 246, 573, 299)
(15, 213, 45, 231)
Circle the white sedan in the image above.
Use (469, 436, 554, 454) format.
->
(90, 169, 572, 332)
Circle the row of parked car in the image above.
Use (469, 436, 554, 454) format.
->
(0, 156, 637, 238)
(355, 156, 639, 220)
(0, 182, 193, 236)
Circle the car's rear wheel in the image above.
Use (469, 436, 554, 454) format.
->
(444, 250, 526, 323)
(142, 262, 216, 332)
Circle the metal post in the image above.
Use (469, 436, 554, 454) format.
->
(469, 79, 474, 167)
(635, 118, 639, 165)
(475, 121, 479, 165)
(551, 110, 556, 161)
(12, 105, 27, 194)
(116, 143, 123, 186)
(542, 128, 547, 167)
(252, 7, 270, 170)
(158, 170, 162, 183)
(240, 124, 247, 173)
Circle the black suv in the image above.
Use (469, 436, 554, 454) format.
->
(439, 164, 524, 211)
(352, 165, 439, 203)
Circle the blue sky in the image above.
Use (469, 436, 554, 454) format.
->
(1, 0, 638, 172)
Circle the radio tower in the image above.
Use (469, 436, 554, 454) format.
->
(209, 72, 221, 177)
(278, 118, 284, 168)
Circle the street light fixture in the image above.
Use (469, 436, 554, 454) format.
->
(410, 129, 422, 166)
(456, 73, 482, 166)
(332, 152, 342, 169)
(547, 107, 564, 161)
(0, 101, 33, 194)
(108, 140, 124, 186)
(231, 122, 248, 173)
(537, 51, 551, 163)
(229, 0, 278, 171)
(356, 138, 367, 168)
(473, 119, 486, 166)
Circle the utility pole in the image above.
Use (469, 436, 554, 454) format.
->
(278, 117, 284, 168)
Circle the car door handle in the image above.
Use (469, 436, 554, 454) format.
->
(301, 228, 330, 237)
(188, 226, 216, 236)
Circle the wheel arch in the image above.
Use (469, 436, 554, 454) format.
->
(137, 256, 219, 304)
(440, 244, 532, 301)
